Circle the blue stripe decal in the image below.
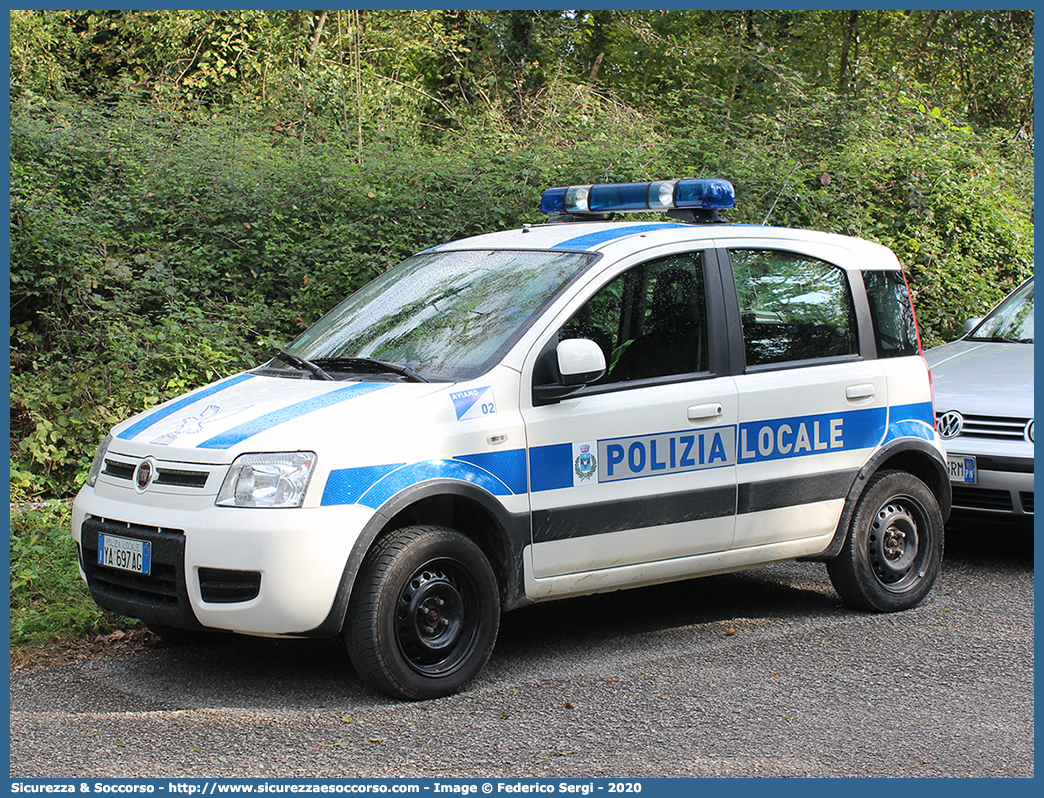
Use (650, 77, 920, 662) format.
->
(116, 374, 254, 441)
(321, 449, 528, 508)
(320, 403, 938, 505)
(456, 449, 528, 495)
(198, 382, 387, 450)
(529, 443, 574, 491)
(737, 407, 888, 464)
(550, 223, 687, 251)
(359, 461, 511, 507)
(530, 405, 920, 491)
(883, 401, 936, 444)
(321, 463, 403, 506)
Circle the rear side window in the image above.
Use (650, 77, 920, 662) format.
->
(729, 249, 857, 367)
(863, 270, 920, 358)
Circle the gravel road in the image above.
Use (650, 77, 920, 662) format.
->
(10, 528, 1033, 779)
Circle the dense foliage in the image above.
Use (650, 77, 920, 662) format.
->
(10, 502, 127, 646)
(9, 10, 1034, 500)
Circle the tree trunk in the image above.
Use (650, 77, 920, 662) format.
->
(837, 10, 859, 92)
(307, 10, 329, 66)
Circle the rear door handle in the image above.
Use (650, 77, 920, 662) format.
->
(846, 383, 876, 402)
(688, 403, 724, 421)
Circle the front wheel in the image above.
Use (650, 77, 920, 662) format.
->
(827, 469, 944, 613)
(346, 526, 500, 700)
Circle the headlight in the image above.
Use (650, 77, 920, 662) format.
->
(86, 434, 113, 487)
(216, 452, 317, 508)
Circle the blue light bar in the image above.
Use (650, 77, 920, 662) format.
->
(589, 182, 651, 212)
(540, 187, 569, 215)
(675, 178, 735, 210)
(540, 178, 735, 216)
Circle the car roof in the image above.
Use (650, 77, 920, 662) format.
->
(432, 220, 903, 272)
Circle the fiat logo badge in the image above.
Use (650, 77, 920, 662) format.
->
(936, 411, 964, 440)
(134, 458, 156, 492)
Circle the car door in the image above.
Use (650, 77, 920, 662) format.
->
(520, 247, 739, 594)
(722, 242, 891, 551)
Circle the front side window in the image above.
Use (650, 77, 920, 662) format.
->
(730, 249, 857, 367)
(559, 252, 709, 383)
(280, 249, 595, 382)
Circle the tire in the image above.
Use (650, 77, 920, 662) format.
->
(346, 526, 500, 700)
(827, 469, 944, 613)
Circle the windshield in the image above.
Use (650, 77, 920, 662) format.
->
(968, 276, 1034, 343)
(279, 249, 595, 382)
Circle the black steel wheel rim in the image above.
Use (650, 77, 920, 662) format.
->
(867, 497, 927, 591)
(394, 558, 480, 677)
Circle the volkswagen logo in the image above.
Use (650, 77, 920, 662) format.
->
(133, 458, 156, 492)
(936, 411, 964, 440)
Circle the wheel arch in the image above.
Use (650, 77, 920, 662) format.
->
(807, 438, 951, 562)
(303, 480, 529, 638)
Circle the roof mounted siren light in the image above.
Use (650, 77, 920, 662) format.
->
(540, 178, 735, 224)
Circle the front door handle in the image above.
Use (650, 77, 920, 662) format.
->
(688, 403, 723, 421)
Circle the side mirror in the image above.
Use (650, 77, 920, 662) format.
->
(962, 317, 983, 335)
(533, 338, 607, 404)
(557, 338, 607, 386)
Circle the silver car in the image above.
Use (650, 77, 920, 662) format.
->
(925, 276, 1034, 528)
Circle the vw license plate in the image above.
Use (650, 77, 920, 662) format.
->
(98, 534, 152, 575)
(947, 454, 977, 484)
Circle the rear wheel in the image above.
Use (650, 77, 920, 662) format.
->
(346, 526, 500, 700)
(827, 469, 944, 612)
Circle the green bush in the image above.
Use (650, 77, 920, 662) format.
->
(696, 91, 1034, 343)
(9, 502, 137, 646)
(9, 87, 1034, 501)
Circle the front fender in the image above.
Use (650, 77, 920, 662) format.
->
(302, 477, 530, 637)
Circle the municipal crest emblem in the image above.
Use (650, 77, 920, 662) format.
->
(574, 444, 597, 481)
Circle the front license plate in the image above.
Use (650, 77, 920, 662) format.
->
(947, 454, 977, 484)
(97, 534, 152, 575)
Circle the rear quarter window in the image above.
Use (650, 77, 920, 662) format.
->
(862, 270, 920, 358)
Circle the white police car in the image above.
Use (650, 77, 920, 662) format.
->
(73, 178, 950, 700)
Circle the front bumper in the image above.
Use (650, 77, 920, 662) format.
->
(72, 487, 376, 636)
(946, 451, 1034, 519)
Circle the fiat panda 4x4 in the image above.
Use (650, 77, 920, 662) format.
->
(73, 178, 950, 700)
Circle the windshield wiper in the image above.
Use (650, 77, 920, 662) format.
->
(314, 356, 429, 383)
(276, 350, 336, 381)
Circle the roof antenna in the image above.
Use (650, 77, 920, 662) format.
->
(762, 163, 801, 225)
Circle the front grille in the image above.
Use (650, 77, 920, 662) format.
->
(199, 568, 262, 603)
(79, 516, 202, 629)
(951, 486, 1013, 512)
(102, 458, 211, 489)
(938, 413, 1031, 442)
(155, 468, 209, 488)
(103, 460, 135, 480)
(1019, 492, 1034, 514)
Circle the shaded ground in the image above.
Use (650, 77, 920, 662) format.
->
(10, 526, 1034, 778)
